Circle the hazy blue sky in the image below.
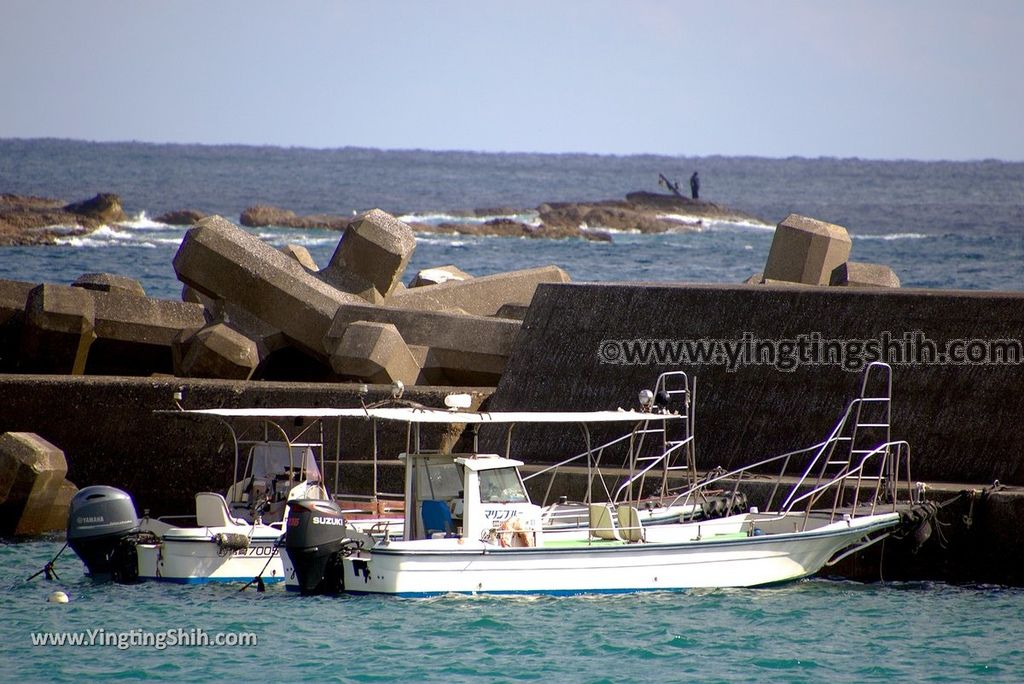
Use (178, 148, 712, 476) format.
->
(2, 1, 1022, 160)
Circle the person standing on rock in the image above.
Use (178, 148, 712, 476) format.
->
(690, 172, 700, 200)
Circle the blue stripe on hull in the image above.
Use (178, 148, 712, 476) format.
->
(139, 575, 286, 585)
(343, 586, 690, 598)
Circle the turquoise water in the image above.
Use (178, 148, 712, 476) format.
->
(4, 540, 1022, 682)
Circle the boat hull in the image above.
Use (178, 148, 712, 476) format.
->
(341, 513, 900, 597)
(137, 533, 285, 584)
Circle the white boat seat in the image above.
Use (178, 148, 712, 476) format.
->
(195, 492, 246, 528)
(588, 503, 622, 541)
(616, 505, 645, 543)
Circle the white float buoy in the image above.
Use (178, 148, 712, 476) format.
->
(48, 591, 69, 603)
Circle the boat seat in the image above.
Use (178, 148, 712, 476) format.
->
(588, 503, 622, 541)
(420, 499, 454, 538)
(616, 505, 645, 543)
(196, 492, 245, 528)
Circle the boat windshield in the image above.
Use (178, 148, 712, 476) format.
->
(479, 467, 528, 503)
(416, 460, 463, 501)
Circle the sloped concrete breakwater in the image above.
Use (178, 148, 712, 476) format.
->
(488, 282, 1024, 484)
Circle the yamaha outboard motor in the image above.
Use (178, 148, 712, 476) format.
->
(66, 486, 140, 579)
(284, 499, 349, 595)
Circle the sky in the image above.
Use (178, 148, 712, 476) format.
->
(1, 1, 1022, 161)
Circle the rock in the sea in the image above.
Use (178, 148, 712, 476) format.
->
(155, 209, 207, 226)
(0, 194, 95, 245)
(63, 193, 126, 224)
(240, 205, 350, 230)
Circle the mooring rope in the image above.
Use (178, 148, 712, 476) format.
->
(25, 542, 68, 582)
(238, 538, 282, 593)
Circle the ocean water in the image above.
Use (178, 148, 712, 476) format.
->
(4, 540, 1023, 683)
(2, 140, 1023, 680)
(0, 139, 1022, 295)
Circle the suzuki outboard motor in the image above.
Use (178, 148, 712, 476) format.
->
(284, 499, 349, 595)
(66, 485, 139, 578)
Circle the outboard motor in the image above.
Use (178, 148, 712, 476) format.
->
(66, 485, 140, 579)
(284, 499, 349, 595)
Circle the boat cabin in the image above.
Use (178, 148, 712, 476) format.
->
(402, 452, 543, 546)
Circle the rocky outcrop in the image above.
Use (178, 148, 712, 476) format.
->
(62, 193, 126, 224)
(0, 194, 94, 245)
(2, 189, 766, 245)
(240, 204, 351, 230)
(408, 217, 611, 241)
(0, 193, 127, 245)
(236, 191, 765, 241)
(154, 209, 207, 226)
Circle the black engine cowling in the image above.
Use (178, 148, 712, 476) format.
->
(284, 499, 349, 595)
(66, 485, 140, 578)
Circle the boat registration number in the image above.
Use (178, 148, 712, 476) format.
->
(223, 546, 279, 558)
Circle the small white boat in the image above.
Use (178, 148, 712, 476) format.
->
(68, 439, 329, 585)
(282, 362, 930, 596)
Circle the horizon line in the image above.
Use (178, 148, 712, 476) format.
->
(1, 136, 1018, 165)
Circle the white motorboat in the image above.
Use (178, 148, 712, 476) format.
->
(281, 362, 930, 596)
(67, 438, 329, 585)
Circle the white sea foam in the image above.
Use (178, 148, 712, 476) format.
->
(116, 211, 173, 230)
(580, 223, 639, 235)
(399, 211, 542, 227)
(703, 217, 776, 232)
(150, 237, 187, 246)
(656, 212, 705, 225)
(853, 232, 929, 241)
(55, 224, 135, 247)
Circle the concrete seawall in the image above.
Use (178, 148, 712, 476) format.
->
(487, 283, 1024, 486)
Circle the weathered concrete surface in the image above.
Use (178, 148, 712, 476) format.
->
(409, 265, 472, 287)
(764, 214, 852, 285)
(21, 284, 96, 375)
(173, 215, 363, 360)
(175, 323, 261, 380)
(0, 375, 491, 517)
(329, 321, 420, 385)
(280, 244, 319, 271)
(386, 265, 570, 317)
(83, 287, 207, 375)
(0, 279, 35, 371)
(183, 287, 290, 362)
(487, 282, 1024, 486)
(327, 302, 520, 386)
(0, 432, 75, 536)
(830, 261, 902, 288)
(321, 209, 416, 300)
(72, 273, 147, 297)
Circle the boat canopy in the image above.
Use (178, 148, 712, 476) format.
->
(174, 407, 684, 425)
